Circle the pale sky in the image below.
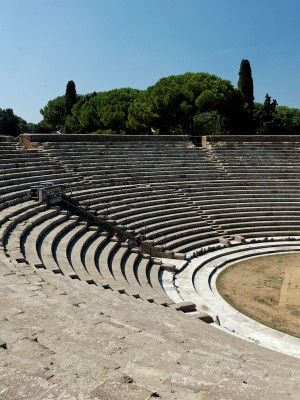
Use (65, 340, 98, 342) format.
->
(1, 0, 300, 123)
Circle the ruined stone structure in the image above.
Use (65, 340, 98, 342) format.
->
(1, 134, 300, 399)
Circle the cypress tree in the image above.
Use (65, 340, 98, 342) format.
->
(65, 80, 77, 116)
(238, 59, 254, 110)
(64, 80, 77, 133)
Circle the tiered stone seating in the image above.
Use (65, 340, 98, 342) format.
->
(41, 140, 228, 186)
(73, 184, 221, 252)
(2, 198, 176, 305)
(0, 141, 87, 216)
(2, 253, 300, 399)
(2, 134, 300, 398)
(178, 180, 300, 239)
(24, 134, 300, 248)
(3, 206, 60, 264)
(206, 140, 300, 179)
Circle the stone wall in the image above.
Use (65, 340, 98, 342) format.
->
(20, 134, 190, 147)
(0, 135, 13, 142)
(202, 135, 300, 147)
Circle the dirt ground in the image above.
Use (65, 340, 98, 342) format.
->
(216, 252, 300, 338)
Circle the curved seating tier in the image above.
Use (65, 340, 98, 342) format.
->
(0, 191, 176, 306)
(207, 141, 300, 178)
(173, 240, 300, 357)
(3, 244, 300, 399)
(2, 135, 300, 398)
(170, 180, 300, 241)
(42, 141, 228, 186)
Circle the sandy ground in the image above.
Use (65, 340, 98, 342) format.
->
(216, 252, 300, 338)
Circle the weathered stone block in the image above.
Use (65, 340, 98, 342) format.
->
(171, 301, 196, 312)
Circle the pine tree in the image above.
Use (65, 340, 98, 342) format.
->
(0, 108, 20, 137)
(238, 59, 254, 110)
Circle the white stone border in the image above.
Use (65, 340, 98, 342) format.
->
(169, 239, 300, 358)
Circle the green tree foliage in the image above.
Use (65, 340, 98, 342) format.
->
(64, 80, 77, 133)
(237, 59, 254, 134)
(276, 106, 300, 135)
(64, 93, 95, 134)
(127, 72, 244, 138)
(67, 88, 141, 134)
(255, 94, 281, 134)
(35, 69, 300, 137)
(0, 108, 21, 136)
(32, 120, 54, 133)
(39, 96, 66, 132)
(0, 108, 35, 136)
(238, 59, 254, 110)
(65, 80, 77, 116)
(16, 116, 35, 133)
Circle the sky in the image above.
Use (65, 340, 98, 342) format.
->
(1, 0, 300, 123)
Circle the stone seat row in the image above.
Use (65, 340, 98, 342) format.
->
(191, 197, 300, 208)
(225, 172, 300, 180)
(0, 194, 177, 307)
(42, 158, 222, 174)
(0, 150, 44, 161)
(0, 190, 31, 212)
(182, 185, 300, 196)
(0, 162, 63, 176)
(71, 166, 300, 247)
(0, 160, 56, 171)
(178, 181, 300, 197)
(202, 205, 300, 220)
(41, 148, 217, 162)
(3, 205, 177, 307)
(2, 206, 62, 264)
(75, 190, 221, 252)
(74, 167, 225, 178)
(57, 161, 220, 173)
(85, 173, 224, 187)
(210, 149, 300, 155)
(217, 157, 300, 163)
(209, 154, 300, 160)
(0, 191, 213, 294)
(186, 192, 300, 203)
(43, 141, 198, 149)
(201, 200, 300, 212)
(72, 179, 295, 250)
(211, 150, 300, 157)
(179, 178, 300, 188)
(215, 160, 300, 168)
(42, 141, 190, 148)
(42, 145, 203, 152)
(0, 201, 49, 248)
(2, 212, 297, 399)
(210, 143, 300, 149)
(201, 202, 300, 216)
(42, 143, 204, 152)
(2, 247, 224, 400)
(0, 167, 65, 184)
(210, 213, 300, 225)
(221, 164, 300, 171)
(0, 175, 83, 199)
